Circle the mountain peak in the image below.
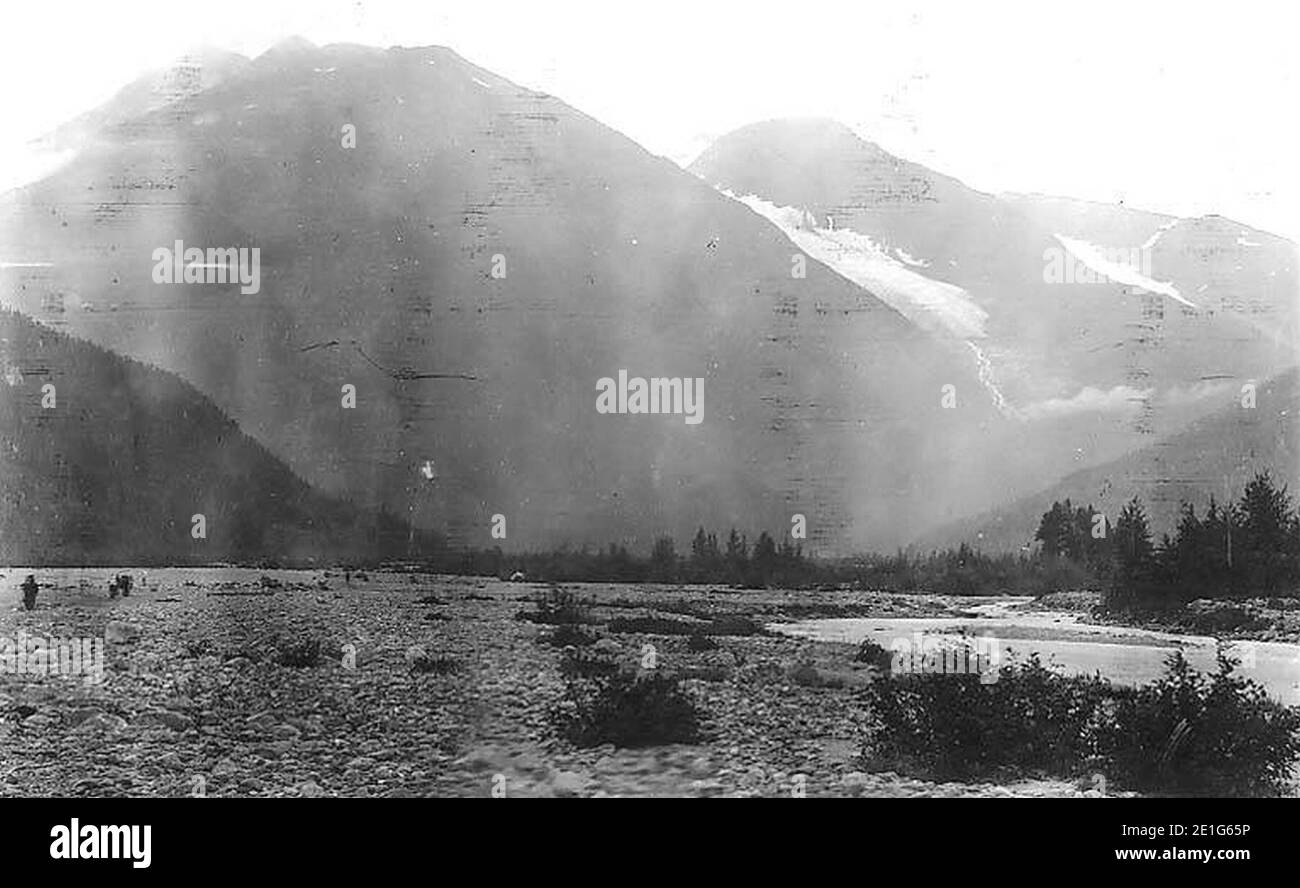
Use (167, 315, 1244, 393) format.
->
(690, 118, 898, 177)
(260, 35, 317, 58)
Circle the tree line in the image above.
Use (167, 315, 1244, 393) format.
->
(1094, 472, 1300, 608)
(453, 472, 1300, 602)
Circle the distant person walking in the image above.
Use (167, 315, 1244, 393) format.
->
(21, 574, 38, 610)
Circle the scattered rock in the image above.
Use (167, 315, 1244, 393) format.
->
(73, 713, 128, 734)
(551, 770, 588, 797)
(270, 723, 301, 741)
(105, 621, 141, 644)
(297, 780, 326, 798)
(134, 710, 194, 732)
(66, 707, 103, 727)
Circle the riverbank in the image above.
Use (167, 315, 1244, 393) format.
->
(1026, 590, 1300, 644)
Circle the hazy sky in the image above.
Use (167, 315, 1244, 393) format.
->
(2, 0, 1297, 239)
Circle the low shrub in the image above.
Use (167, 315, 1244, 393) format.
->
(516, 586, 591, 625)
(274, 637, 322, 668)
(541, 623, 598, 648)
(861, 651, 1300, 795)
(607, 615, 697, 635)
(705, 615, 769, 637)
(1099, 652, 1300, 796)
(1174, 606, 1271, 635)
(557, 648, 621, 681)
(607, 614, 768, 637)
(409, 654, 461, 676)
(550, 666, 704, 748)
(687, 632, 718, 652)
(854, 638, 894, 670)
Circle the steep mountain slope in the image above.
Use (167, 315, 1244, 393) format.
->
(691, 118, 1299, 534)
(0, 308, 428, 564)
(918, 368, 1300, 553)
(691, 118, 1299, 415)
(0, 43, 1002, 554)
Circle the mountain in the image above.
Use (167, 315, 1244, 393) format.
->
(0, 44, 1003, 556)
(0, 308, 432, 565)
(918, 367, 1300, 553)
(690, 118, 1300, 534)
(691, 118, 1298, 414)
(32, 47, 252, 155)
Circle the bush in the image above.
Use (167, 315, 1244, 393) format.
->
(551, 650, 704, 747)
(275, 637, 322, 668)
(1100, 652, 1300, 796)
(687, 631, 718, 652)
(863, 655, 1106, 780)
(704, 615, 769, 637)
(409, 654, 460, 676)
(861, 652, 1300, 794)
(607, 614, 768, 637)
(557, 648, 621, 681)
(607, 615, 697, 635)
(541, 623, 598, 648)
(516, 586, 590, 625)
(854, 638, 894, 670)
(1174, 606, 1270, 635)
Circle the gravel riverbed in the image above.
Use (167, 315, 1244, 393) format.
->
(0, 569, 1101, 798)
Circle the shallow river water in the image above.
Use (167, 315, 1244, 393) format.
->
(774, 599, 1300, 705)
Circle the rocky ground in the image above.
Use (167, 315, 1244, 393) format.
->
(0, 569, 1107, 798)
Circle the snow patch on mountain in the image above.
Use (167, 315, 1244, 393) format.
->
(894, 247, 930, 268)
(1054, 234, 1194, 308)
(727, 192, 988, 341)
(1140, 219, 1179, 251)
(722, 190, 1019, 416)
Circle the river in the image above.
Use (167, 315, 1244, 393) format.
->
(773, 598, 1300, 705)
